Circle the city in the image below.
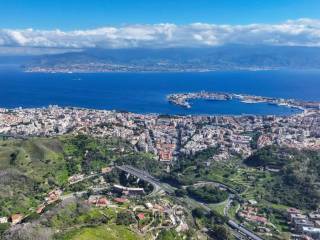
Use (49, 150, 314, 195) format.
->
(1, 1, 320, 240)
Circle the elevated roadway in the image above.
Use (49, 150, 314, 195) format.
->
(116, 165, 264, 240)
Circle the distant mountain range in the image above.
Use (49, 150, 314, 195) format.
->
(11, 45, 320, 72)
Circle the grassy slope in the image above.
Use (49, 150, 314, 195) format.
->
(0, 138, 66, 215)
(59, 225, 142, 240)
(0, 135, 132, 215)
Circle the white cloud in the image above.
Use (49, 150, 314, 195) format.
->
(0, 19, 320, 53)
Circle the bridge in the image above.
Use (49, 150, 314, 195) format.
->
(115, 165, 175, 195)
(228, 220, 264, 240)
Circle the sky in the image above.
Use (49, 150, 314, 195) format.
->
(0, 0, 319, 29)
(0, 0, 319, 54)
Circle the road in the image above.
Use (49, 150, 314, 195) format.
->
(60, 186, 111, 201)
(116, 165, 176, 195)
(116, 165, 264, 240)
(228, 220, 264, 240)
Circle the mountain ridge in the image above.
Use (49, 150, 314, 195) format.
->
(18, 45, 320, 72)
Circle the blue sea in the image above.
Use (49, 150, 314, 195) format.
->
(0, 70, 319, 115)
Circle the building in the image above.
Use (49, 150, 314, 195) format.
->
(289, 213, 308, 222)
(68, 174, 85, 184)
(137, 213, 145, 220)
(302, 226, 320, 239)
(113, 198, 128, 204)
(36, 204, 46, 214)
(145, 202, 153, 209)
(101, 167, 112, 174)
(45, 189, 62, 204)
(309, 212, 320, 221)
(96, 197, 109, 207)
(87, 195, 109, 207)
(248, 199, 258, 205)
(10, 214, 24, 225)
(294, 219, 314, 233)
(287, 208, 302, 215)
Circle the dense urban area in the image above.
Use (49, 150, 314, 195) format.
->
(0, 92, 320, 240)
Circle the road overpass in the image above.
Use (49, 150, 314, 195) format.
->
(228, 220, 264, 240)
(115, 165, 175, 195)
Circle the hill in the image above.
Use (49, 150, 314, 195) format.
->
(244, 145, 320, 209)
(25, 45, 320, 72)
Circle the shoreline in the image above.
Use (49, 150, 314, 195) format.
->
(167, 91, 318, 113)
(0, 104, 307, 118)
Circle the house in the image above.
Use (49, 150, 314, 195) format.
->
(159, 151, 173, 162)
(287, 208, 301, 215)
(113, 198, 128, 204)
(250, 215, 268, 225)
(248, 199, 258, 205)
(154, 204, 164, 212)
(87, 195, 109, 207)
(314, 220, 320, 228)
(137, 213, 145, 220)
(291, 234, 313, 240)
(302, 226, 320, 239)
(36, 204, 46, 214)
(101, 167, 112, 174)
(309, 212, 320, 221)
(88, 195, 102, 204)
(238, 205, 269, 225)
(96, 197, 109, 207)
(68, 174, 85, 184)
(289, 213, 308, 222)
(10, 214, 24, 225)
(294, 219, 314, 233)
(156, 142, 175, 162)
(144, 202, 153, 209)
(45, 189, 62, 204)
(257, 226, 271, 233)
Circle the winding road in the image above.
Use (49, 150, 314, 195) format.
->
(116, 165, 264, 240)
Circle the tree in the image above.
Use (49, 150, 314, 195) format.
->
(192, 207, 206, 219)
(116, 211, 135, 225)
(209, 225, 231, 240)
(174, 189, 187, 197)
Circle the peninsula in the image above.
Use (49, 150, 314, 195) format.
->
(167, 91, 320, 111)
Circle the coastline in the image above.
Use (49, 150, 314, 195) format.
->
(167, 91, 317, 113)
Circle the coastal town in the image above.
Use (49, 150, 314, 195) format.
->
(1, 93, 320, 239)
(1, 93, 320, 163)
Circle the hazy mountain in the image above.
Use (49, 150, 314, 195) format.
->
(23, 45, 320, 72)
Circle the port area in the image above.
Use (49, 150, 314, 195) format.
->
(167, 91, 320, 111)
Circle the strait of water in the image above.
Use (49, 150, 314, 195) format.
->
(0, 70, 319, 115)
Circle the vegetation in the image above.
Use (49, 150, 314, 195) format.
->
(2, 135, 320, 239)
(116, 211, 136, 225)
(244, 145, 320, 210)
(157, 229, 183, 240)
(187, 185, 228, 204)
(59, 225, 141, 240)
(191, 207, 231, 240)
(0, 137, 66, 216)
(160, 147, 243, 193)
(0, 135, 137, 217)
